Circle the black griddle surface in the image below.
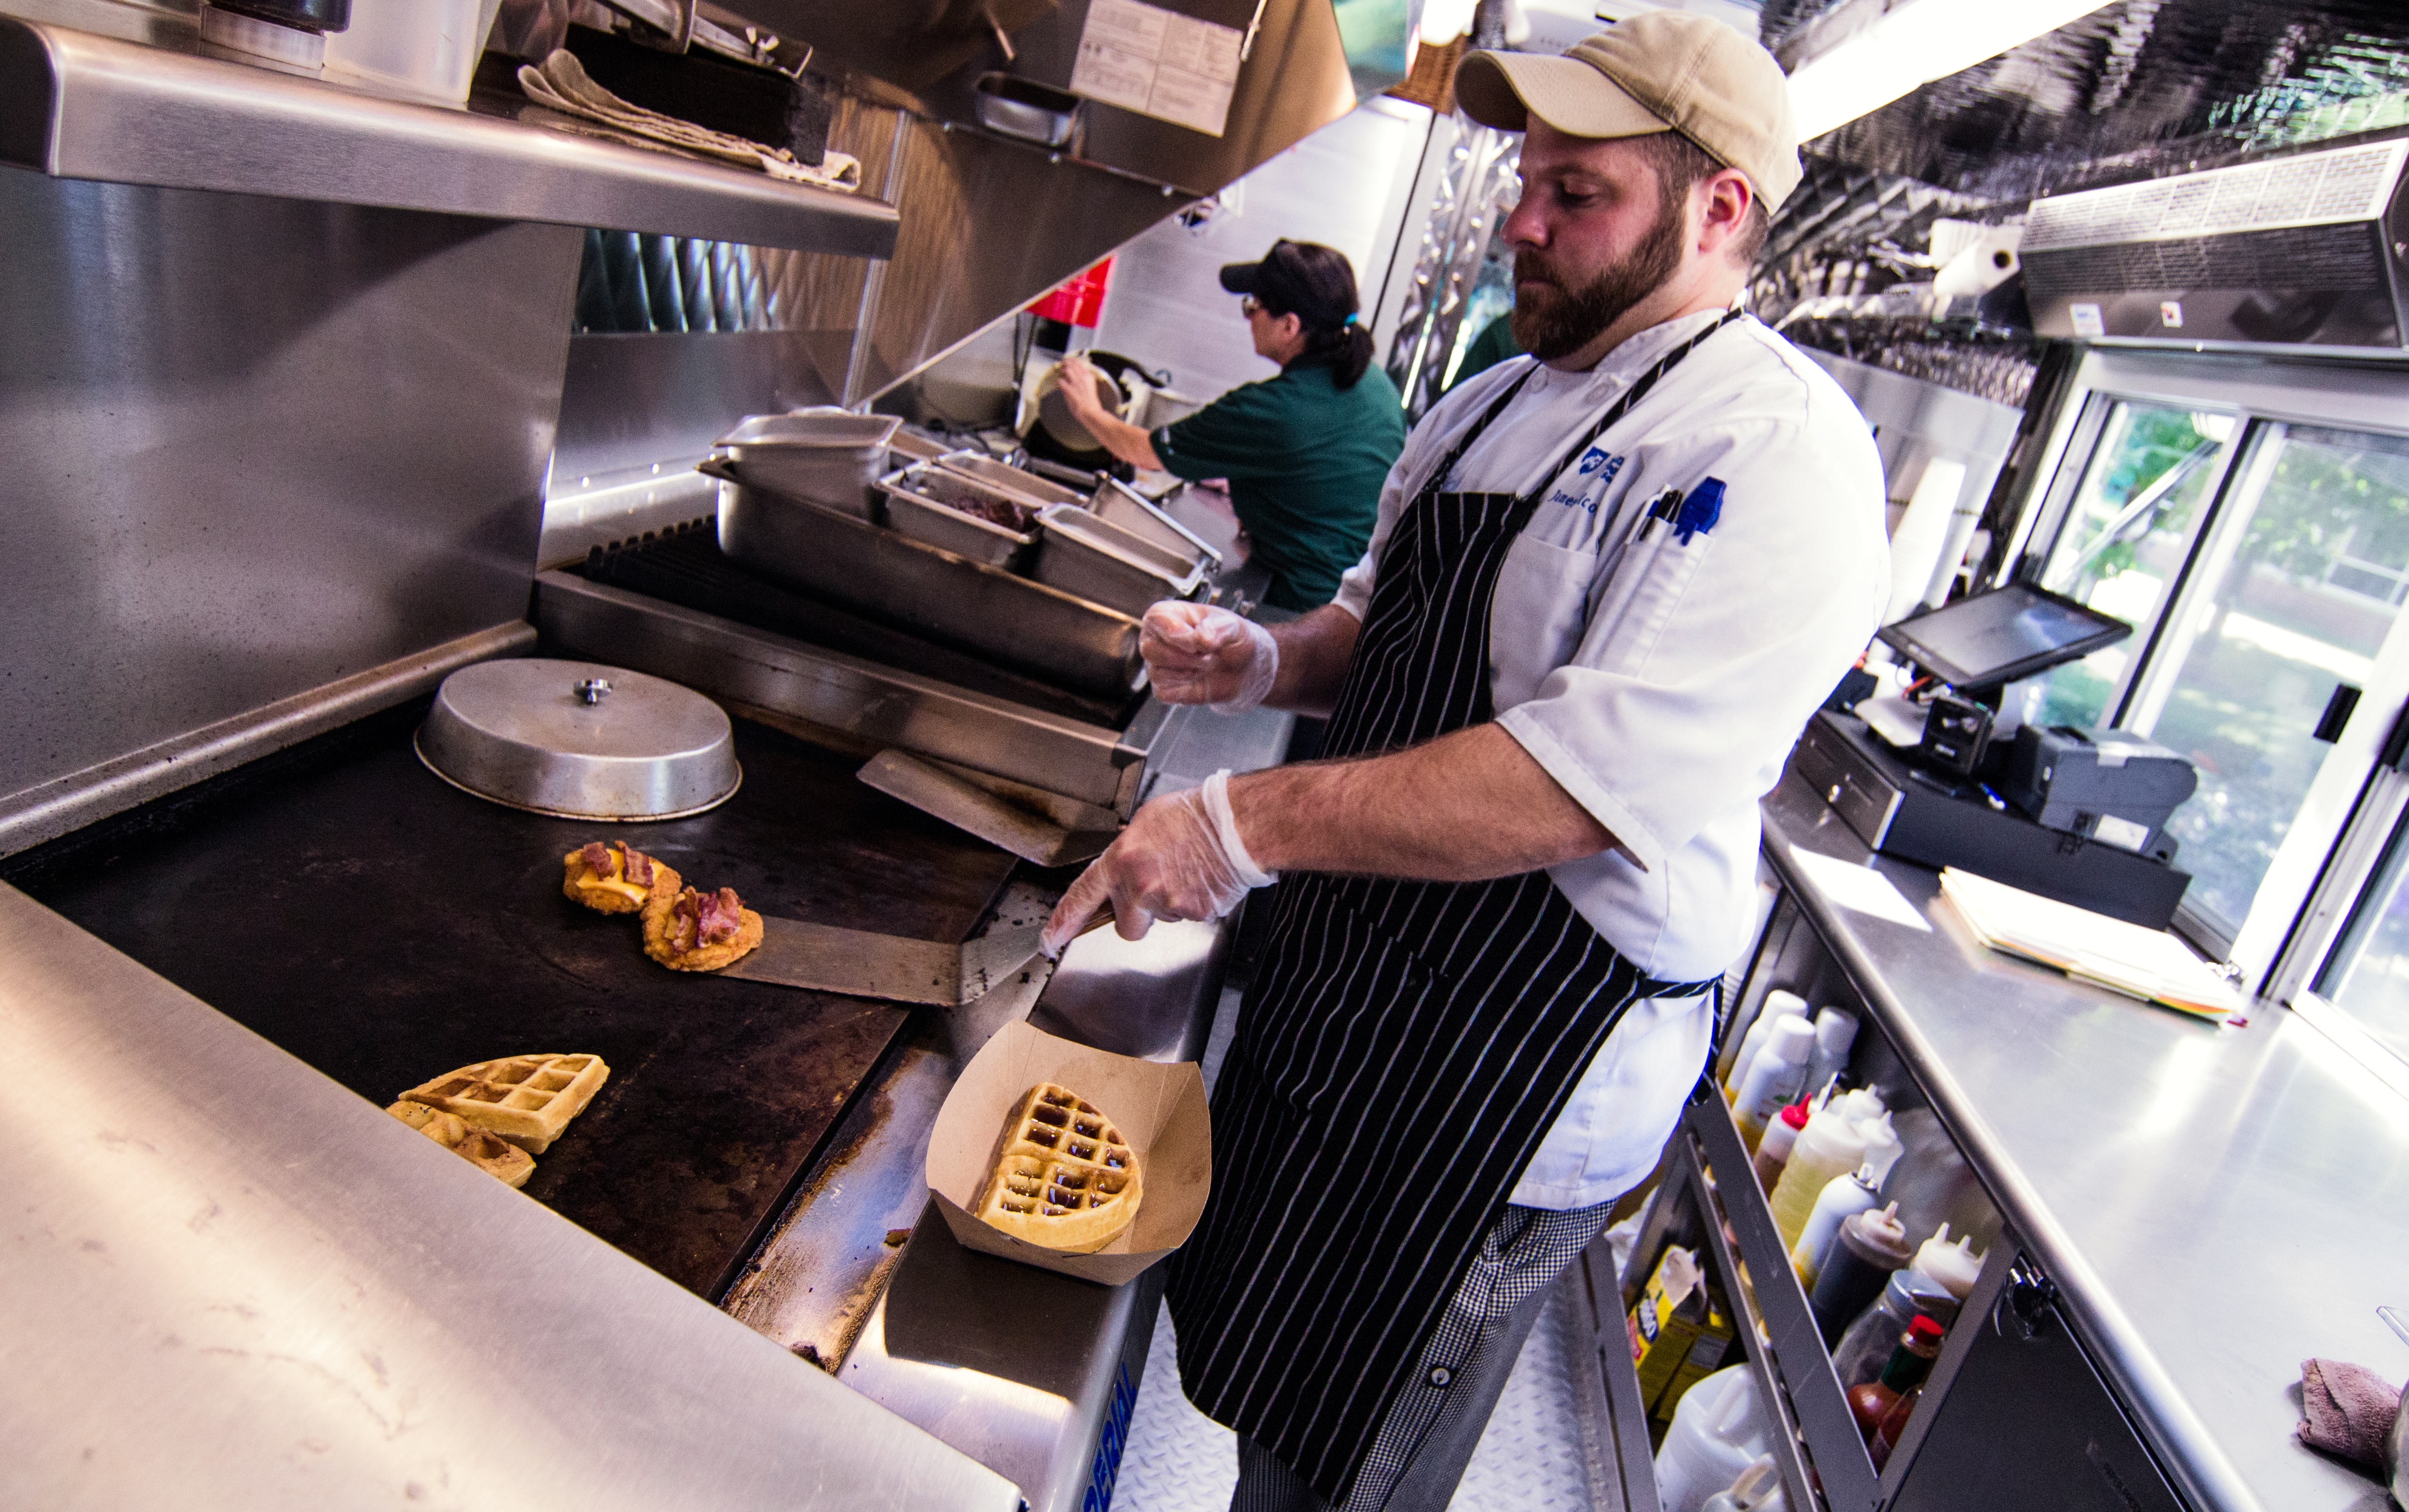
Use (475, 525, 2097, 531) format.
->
(14, 709, 1020, 1299)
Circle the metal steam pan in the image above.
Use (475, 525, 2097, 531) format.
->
(1088, 478, 1222, 571)
(707, 459, 1145, 699)
(1032, 504, 1209, 618)
(934, 451, 1091, 511)
(880, 464, 1039, 568)
(713, 409, 902, 518)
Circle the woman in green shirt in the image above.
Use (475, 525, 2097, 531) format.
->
(1058, 240, 1408, 612)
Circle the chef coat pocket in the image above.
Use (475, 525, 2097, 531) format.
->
(1489, 534, 1595, 711)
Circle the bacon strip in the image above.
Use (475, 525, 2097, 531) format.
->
(697, 886, 744, 944)
(579, 841, 613, 875)
(613, 842, 655, 887)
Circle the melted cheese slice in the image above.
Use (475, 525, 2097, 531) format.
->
(576, 873, 653, 906)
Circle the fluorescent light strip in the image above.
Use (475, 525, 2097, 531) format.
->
(1786, 0, 2119, 140)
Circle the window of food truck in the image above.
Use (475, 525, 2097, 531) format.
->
(2116, 424, 2409, 944)
(2027, 400, 2236, 729)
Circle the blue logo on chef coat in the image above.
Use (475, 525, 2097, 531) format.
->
(1547, 450, 1624, 514)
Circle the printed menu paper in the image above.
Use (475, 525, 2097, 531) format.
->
(1070, 0, 1243, 138)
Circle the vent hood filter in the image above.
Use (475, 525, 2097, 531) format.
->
(2023, 138, 2409, 349)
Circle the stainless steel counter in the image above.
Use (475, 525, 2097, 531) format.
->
(1760, 773, 2409, 1512)
(0, 881, 1018, 1511)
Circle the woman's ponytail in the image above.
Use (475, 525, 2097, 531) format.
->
(1299, 317, 1375, 388)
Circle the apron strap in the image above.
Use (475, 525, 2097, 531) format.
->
(1502, 306, 1748, 537)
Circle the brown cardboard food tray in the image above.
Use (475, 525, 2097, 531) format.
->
(927, 1019, 1210, 1284)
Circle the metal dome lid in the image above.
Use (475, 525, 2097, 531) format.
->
(415, 658, 740, 821)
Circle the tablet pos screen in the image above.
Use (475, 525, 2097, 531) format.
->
(1876, 583, 2132, 689)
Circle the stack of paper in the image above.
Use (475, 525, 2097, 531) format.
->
(1937, 868, 2246, 1020)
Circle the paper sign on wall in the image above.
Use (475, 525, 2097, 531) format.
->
(1070, 0, 1244, 139)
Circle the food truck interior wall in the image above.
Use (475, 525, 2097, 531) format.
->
(0, 0, 1358, 857)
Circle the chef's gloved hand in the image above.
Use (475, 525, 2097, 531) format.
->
(1042, 770, 1276, 958)
(1142, 601, 1278, 713)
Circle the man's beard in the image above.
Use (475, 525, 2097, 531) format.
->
(1509, 197, 1686, 362)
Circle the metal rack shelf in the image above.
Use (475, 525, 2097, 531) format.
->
(0, 14, 899, 256)
(1576, 1241, 1668, 1512)
(1634, 1089, 2018, 1512)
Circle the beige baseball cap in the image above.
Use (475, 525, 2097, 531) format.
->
(1454, 12, 1802, 209)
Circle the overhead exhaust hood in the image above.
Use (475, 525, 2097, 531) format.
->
(2022, 137, 2409, 350)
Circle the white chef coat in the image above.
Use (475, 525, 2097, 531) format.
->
(1329, 308, 1889, 1207)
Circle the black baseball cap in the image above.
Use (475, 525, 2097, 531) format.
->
(1217, 240, 1362, 332)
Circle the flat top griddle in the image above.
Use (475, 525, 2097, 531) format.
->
(8, 704, 1020, 1300)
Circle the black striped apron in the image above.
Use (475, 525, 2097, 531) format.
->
(1166, 312, 1741, 1506)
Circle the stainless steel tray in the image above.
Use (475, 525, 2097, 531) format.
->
(714, 409, 902, 518)
(935, 451, 1091, 511)
(880, 465, 1039, 568)
(1032, 504, 1209, 618)
(708, 459, 1145, 699)
(1089, 478, 1221, 570)
(887, 429, 954, 469)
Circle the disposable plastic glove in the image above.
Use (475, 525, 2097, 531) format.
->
(1141, 601, 1279, 713)
(1042, 770, 1275, 957)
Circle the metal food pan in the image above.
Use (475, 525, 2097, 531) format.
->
(880, 465, 1038, 569)
(934, 451, 1090, 511)
(714, 409, 902, 519)
(886, 428, 954, 471)
(707, 459, 1145, 698)
(1088, 478, 1221, 571)
(1032, 504, 1209, 618)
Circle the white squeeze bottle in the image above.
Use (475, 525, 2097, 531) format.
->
(1768, 1088, 1885, 1247)
(1911, 1224, 1984, 1301)
(1790, 1163, 1880, 1290)
(1802, 1009, 1859, 1097)
(1725, 991, 1808, 1102)
(1733, 1016, 1817, 1151)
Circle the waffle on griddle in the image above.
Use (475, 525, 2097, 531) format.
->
(976, 1084, 1144, 1254)
(386, 1099, 537, 1188)
(400, 1053, 610, 1154)
(563, 841, 679, 915)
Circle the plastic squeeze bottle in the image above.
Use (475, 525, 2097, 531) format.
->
(1909, 1224, 1984, 1301)
(1724, 990, 1808, 1102)
(1790, 1164, 1881, 1290)
(1752, 1100, 1812, 1192)
(1733, 1016, 1817, 1151)
(1812, 1201, 1913, 1344)
(1767, 1087, 1884, 1247)
(1802, 1009, 1859, 1098)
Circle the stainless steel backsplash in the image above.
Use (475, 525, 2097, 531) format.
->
(0, 169, 580, 815)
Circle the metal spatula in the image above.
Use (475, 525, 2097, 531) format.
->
(719, 903, 1117, 1007)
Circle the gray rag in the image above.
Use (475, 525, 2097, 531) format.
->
(2297, 1358, 2401, 1469)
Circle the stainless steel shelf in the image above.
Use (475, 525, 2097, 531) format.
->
(0, 15, 900, 255)
(1575, 1241, 1667, 1512)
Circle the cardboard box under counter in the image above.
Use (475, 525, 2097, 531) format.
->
(927, 1020, 1211, 1285)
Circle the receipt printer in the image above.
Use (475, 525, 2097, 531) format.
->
(1995, 725, 2198, 853)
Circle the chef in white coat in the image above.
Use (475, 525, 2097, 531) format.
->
(1043, 16, 1890, 1509)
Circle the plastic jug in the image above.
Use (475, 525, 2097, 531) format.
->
(1751, 1100, 1810, 1192)
(1766, 1089, 1885, 1246)
(1789, 1165, 1880, 1290)
(323, 0, 503, 103)
(1724, 990, 1808, 1101)
(1802, 1009, 1859, 1097)
(1700, 1454, 1786, 1512)
(1733, 1017, 1816, 1150)
(1878, 1109, 2004, 1257)
(1655, 1366, 1771, 1512)
(1811, 1201, 1912, 1344)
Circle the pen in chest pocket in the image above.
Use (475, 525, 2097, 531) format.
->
(1588, 485, 1688, 642)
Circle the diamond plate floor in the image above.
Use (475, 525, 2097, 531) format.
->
(1115, 1276, 1610, 1512)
